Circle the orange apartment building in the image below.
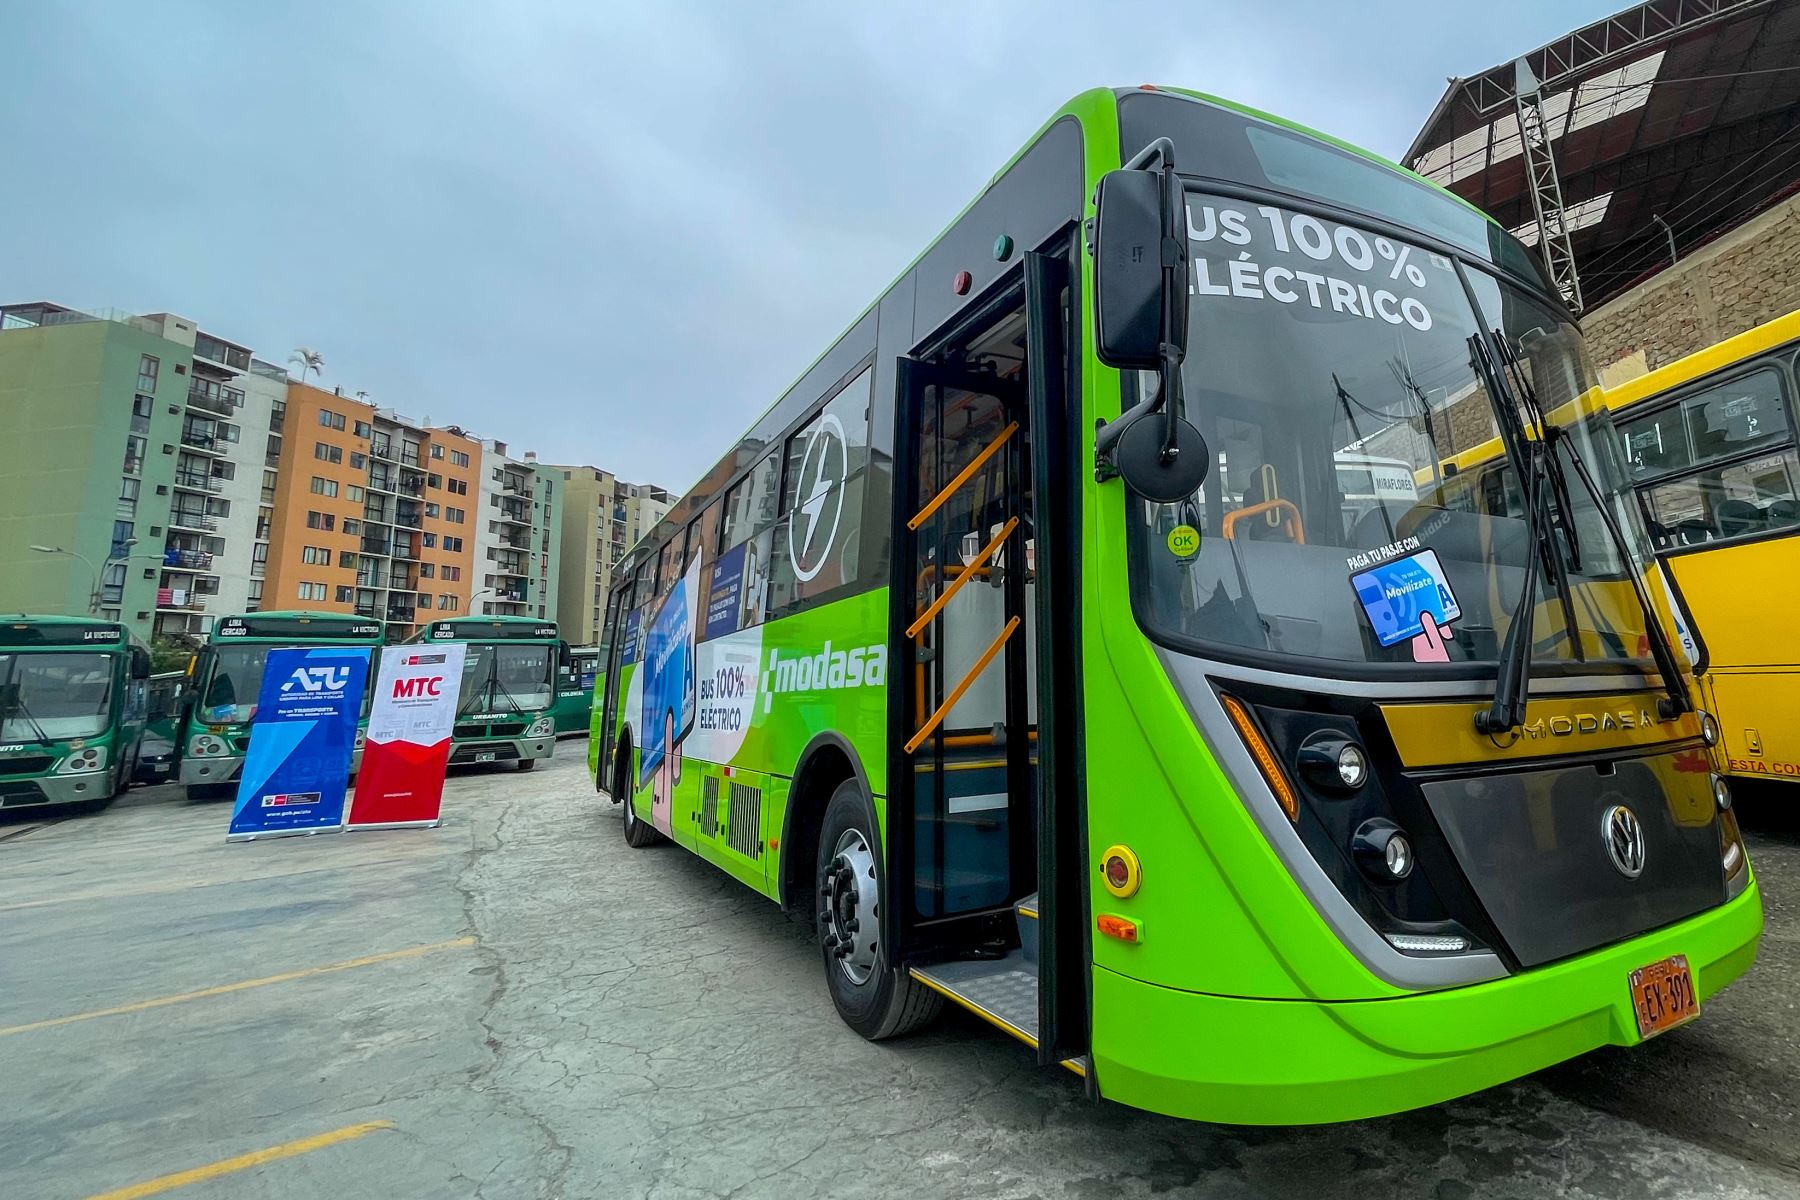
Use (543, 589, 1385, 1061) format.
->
(264, 382, 481, 639)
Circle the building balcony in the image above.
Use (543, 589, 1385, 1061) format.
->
(361, 537, 392, 556)
(398, 479, 424, 498)
(178, 428, 227, 457)
(185, 383, 239, 416)
(168, 511, 219, 533)
(497, 505, 531, 526)
(503, 477, 532, 496)
(366, 473, 395, 494)
(498, 532, 529, 550)
(161, 548, 215, 571)
(384, 605, 416, 623)
(154, 590, 208, 613)
(172, 470, 223, 494)
(370, 437, 396, 460)
(392, 540, 419, 561)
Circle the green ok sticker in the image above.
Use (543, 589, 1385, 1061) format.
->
(1167, 524, 1201, 558)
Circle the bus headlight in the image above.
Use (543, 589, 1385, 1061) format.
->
(1352, 819, 1413, 881)
(1712, 773, 1732, 812)
(189, 735, 224, 756)
(1298, 732, 1368, 793)
(57, 746, 108, 774)
(355, 729, 367, 750)
(525, 716, 554, 738)
(1699, 711, 1720, 747)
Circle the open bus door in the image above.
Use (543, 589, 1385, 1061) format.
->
(887, 248, 1088, 1071)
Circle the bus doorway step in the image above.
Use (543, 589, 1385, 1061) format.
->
(909, 954, 1088, 1078)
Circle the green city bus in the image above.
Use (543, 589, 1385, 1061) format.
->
(591, 86, 1760, 1124)
(0, 615, 152, 811)
(410, 615, 563, 770)
(179, 611, 384, 800)
(551, 645, 602, 736)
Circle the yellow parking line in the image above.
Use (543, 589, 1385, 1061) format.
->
(0, 937, 475, 1039)
(83, 1120, 396, 1200)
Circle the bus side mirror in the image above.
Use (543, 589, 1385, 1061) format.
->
(1093, 168, 1172, 369)
(558, 641, 573, 672)
(131, 647, 152, 680)
(1092, 149, 1208, 505)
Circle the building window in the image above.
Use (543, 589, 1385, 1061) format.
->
(343, 519, 361, 535)
(353, 420, 371, 439)
(350, 452, 367, 470)
(444, 536, 463, 552)
(448, 478, 468, 496)
(137, 354, 160, 393)
(302, 546, 332, 565)
(338, 550, 356, 568)
(428, 473, 442, 489)
(422, 532, 437, 548)
(431, 444, 445, 460)
(314, 442, 343, 464)
(425, 502, 441, 518)
(336, 585, 354, 603)
(420, 563, 435, 579)
(437, 594, 460, 611)
(347, 485, 365, 502)
(310, 476, 339, 497)
(446, 507, 464, 524)
(306, 511, 336, 531)
(451, 450, 469, 467)
(442, 565, 461, 582)
(318, 409, 346, 431)
(298, 582, 328, 601)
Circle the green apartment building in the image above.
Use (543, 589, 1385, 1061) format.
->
(0, 305, 192, 637)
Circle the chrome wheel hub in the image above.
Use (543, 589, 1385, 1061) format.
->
(820, 827, 879, 985)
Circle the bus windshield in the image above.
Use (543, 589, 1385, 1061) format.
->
(0, 652, 114, 741)
(1133, 191, 1654, 671)
(457, 643, 554, 715)
(198, 645, 272, 723)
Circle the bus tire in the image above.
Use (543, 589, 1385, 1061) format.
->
(816, 779, 940, 1041)
(516, 759, 536, 772)
(621, 786, 662, 847)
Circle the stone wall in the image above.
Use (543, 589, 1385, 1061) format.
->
(1583, 193, 1800, 382)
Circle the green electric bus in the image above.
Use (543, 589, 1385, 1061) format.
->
(551, 645, 602, 736)
(179, 611, 384, 799)
(0, 615, 151, 811)
(591, 86, 1760, 1124)
(410, 615, 564, 770)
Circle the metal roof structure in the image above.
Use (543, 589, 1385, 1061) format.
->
(1404, 0, 1800, 311)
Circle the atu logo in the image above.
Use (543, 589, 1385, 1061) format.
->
(281, 666, 353, 694)
(789, 413, 848, 584)
(393, 676, 445, 698)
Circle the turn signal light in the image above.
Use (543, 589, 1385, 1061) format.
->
(1097, 914, 1140, 943)
(1221, 694, 1299, 821)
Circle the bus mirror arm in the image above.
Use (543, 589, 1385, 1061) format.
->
(1092, 139, 1209, 506)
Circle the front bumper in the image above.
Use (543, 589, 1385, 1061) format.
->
(181, 749, 364, 787)
(449, 737, 554, 766)
(0, 771, 112, 808)
(1091, 879, 1763, 1125)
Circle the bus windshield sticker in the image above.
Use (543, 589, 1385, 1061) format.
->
(1350, 548, 1461, 649)
(1166, 523, 1201, 559)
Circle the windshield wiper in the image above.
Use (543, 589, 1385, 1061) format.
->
(1496, 336, 1689, 721)
(1468, 333, 1563, 735)
(0, 663, 53, 746)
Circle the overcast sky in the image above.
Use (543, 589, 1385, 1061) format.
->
(3, 1, 1619, 494)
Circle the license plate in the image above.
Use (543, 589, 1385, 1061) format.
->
(1629, 954, 1700, 1040)
(475, 751, 496, 763)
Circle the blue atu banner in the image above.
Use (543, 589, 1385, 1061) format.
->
(227, 646, 372, 841)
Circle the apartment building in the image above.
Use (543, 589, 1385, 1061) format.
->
(0, 302, 274, 643)
(549, 467, 672, 645)
(472, 442, 560, 623)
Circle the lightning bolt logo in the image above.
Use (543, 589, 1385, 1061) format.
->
(788, 414, 847, 584)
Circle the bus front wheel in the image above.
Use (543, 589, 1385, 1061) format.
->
(516, 759, 536, 772)
(816, 780, 941, 1041)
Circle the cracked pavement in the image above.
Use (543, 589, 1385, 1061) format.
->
(2, 751, 1796, 1198)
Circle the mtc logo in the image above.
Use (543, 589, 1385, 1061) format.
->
(393, 675, 444, 698)
(281, 666, 353, 694)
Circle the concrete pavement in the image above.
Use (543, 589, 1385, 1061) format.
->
(1, 752, 1795, 1198)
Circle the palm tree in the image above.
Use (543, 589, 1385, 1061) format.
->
(290, 347, 324, 381)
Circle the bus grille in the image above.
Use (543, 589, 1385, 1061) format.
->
(727, 781, 761, 858)
(449, 743, 521, 764)
(0, 780, 49, 806)
(455, 722, 527, 738)
(0, 756, 56, 776)
(700, 775, 720, 838)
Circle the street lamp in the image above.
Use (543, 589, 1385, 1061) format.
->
(470, 586, 494, 614)
(32, 540, 141, 615)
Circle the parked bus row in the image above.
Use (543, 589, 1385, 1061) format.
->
(0, 609, 592, 812)
(587, 84, 1764, 1126)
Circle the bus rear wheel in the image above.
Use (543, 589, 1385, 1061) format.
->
(816, 780, 940, 1040)
(621, 788, 661, 847)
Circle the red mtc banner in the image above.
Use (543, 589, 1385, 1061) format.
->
(348, 642, 467, 830)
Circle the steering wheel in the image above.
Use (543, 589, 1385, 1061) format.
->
(1222, 499, 1305, 544)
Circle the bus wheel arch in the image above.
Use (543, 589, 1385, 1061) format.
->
(781, 732, 871, 920)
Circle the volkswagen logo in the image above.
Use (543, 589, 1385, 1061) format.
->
(788, 413, 848, 583)
(1601, 804, 1647, 879)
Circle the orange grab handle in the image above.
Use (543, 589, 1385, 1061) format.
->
(1221, 499, 1305, 544)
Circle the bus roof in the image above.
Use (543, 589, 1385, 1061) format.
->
(615, 85, 1525, 587)
(210, 611, 385, 643)
(0, 615, 132, 649)
(1604, 308, 1800, 413)
(419, 615, 559, 643)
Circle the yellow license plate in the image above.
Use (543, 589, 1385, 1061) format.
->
(1629, 954, 1700, 1040)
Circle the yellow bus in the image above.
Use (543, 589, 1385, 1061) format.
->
(1605, 309, 1800, 786)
